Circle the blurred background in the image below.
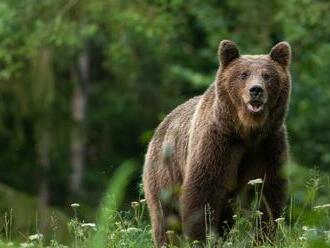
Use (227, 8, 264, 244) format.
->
(0, 0, 330, 243)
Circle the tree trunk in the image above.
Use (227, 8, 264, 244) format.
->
(69, 47, 90, 196)
(33, 47, 54, 231)
(38, 127, 51, 231)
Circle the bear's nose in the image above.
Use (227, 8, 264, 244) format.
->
(249, 85, 263, 98)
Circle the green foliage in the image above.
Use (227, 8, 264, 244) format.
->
(277, 0, 330, 169)
(0, 0, 330, 245)
(0, 163, 329, 247)
(92, 160, 137, 248)
(0, 183, 69, 244)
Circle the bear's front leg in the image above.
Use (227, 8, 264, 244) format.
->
(181, 174, 230, 242)
(261, 177, 287, 228)
(259, 129, 288, 238)
(180, 130, 238, 243)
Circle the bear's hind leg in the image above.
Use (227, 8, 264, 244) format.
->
(147, 195, 167, 247)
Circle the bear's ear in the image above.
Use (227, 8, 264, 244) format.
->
(269, 41, 291, 67)
(218, 40, 240, 68)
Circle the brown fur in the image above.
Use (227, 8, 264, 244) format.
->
(143, 40, 291, 247)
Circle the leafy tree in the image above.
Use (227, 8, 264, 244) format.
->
(0, 2, 329, 237)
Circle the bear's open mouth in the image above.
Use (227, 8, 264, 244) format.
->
(247, 100, 264, 113)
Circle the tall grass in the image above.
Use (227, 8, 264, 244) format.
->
(0, 162, 329, 247)
(91, 160, 137, 248)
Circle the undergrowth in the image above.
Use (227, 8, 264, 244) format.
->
(0, 162, 329, 248)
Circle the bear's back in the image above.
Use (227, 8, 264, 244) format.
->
(144, 95, 202, 180)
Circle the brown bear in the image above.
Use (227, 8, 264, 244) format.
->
(143, 40, 291, 247)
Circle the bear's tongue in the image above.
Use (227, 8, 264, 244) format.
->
(247, 101, 263, 113)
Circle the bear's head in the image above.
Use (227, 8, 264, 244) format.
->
(216, 40, 291, 129)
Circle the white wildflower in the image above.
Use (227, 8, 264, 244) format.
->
(255, 210, 263, 216)
(275, 217, 285, 223)
(248, 178, 264, 185)
(70, 203, 80, 208)
(313, 203, 330, 210)
(127, 227, 141, 233)
(299, 236, 307, 241)
(81, 223, 96, 228)
(81, 223, 97, 230)
(139, 199, 146, 204)
(20, 243, 34, 248)
(131, 201, 139, 209)
(302, 226, 316, 232)
(232, 214, 238, 219)
(29, 233, 43, 241)
(121, 227, 141, 233)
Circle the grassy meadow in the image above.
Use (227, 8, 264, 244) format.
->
(0, 162, 329, 248)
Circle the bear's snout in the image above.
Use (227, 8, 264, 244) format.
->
(245, 84, 267, 114)
(249, 85, 264, 99)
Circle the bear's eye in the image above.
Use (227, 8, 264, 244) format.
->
(262, 73, 271, 81)
(240, 72, 249, 80)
